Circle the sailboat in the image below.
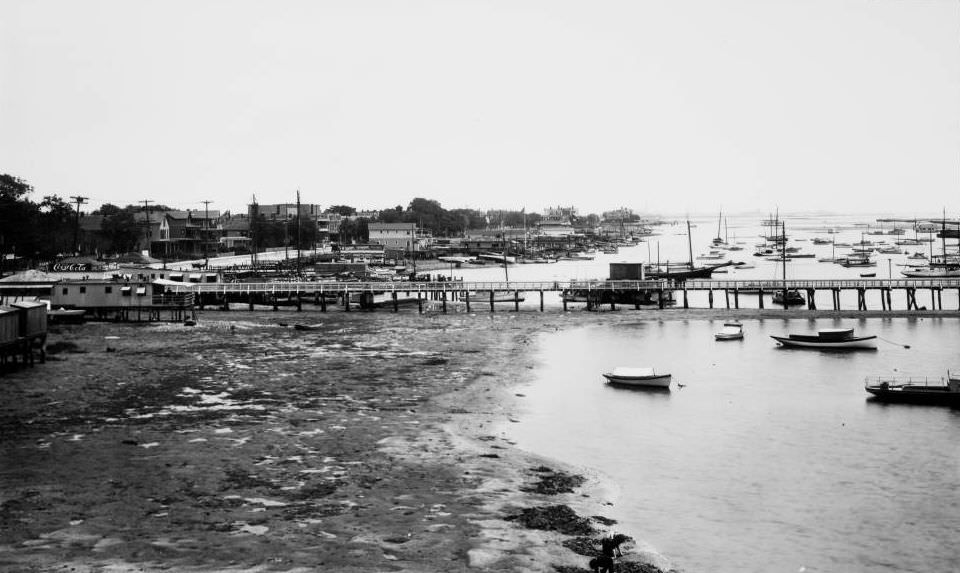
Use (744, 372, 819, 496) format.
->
(645, 219, 736, 279)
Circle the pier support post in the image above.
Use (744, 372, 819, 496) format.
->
(442, 290, 447, 313)
(733, 288, 739, 309)
(832, 288, 840, 310)
(857, 288, 866, 311)
(344, 292, 350, 312)
(880, 289, 887, 311)
(725, 289, 730, 309)
(465, 291, 471, 313)
(905, 288, 916, 310)
(562, 292, 569, 312)
(320, 293, 327, 312)
(757, 288, 764, 309)
(806, 288, 816, 310)
(392, 291, 399, 312)
(539, 290, 544, 312)
(682, 287, 688, 309)
(417, 292, 423, 314)
(296, 293, 302, 312)
(708, 288, 714, 309)
(514, 291, 520, 312)
(248, 291, 254, 311)
(490, 291, 495, 313)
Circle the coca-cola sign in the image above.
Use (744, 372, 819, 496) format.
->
(52, 263, 92, 272)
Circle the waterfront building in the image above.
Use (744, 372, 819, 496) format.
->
(249, 203, 323, 221)
(368, 222, 431, 254)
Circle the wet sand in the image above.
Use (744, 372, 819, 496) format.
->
(2, 307, 956, 572)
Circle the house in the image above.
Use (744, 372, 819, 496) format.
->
(368, 222, 430, 254)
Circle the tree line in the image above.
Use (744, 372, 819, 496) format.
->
(2, 173, 609, 262)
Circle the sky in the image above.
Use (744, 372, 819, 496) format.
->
(2, 0, 959, 218)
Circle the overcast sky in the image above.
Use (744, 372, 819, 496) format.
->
(2, 0, 958, 217)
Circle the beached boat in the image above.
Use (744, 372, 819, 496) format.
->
(602, 367, 671, 388)
(771, 328, 877, 350)
(715, 322, 744, 340)
(47, 307, 86, 323)
(864, 372, 960, 405)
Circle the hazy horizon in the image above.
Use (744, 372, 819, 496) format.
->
(3, 1, 959, 217)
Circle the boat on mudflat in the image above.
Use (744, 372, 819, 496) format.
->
(602, 367, 671, 388)
(771, 328, 877, 350)
(865, 372, 960, 405)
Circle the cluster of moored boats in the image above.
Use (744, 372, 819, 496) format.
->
(603, 325, 960, 405)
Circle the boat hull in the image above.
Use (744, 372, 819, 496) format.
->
(865, 386, 960, 406)
(771, 335, 877, 350)
(714, 333, 743, 340)
(602, 373, 672, 388)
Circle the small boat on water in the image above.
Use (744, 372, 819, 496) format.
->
(602, 367, 671, 388)
(859, 272, 876, 278)
(293, 323, 323, 331)
(865, 372, 960, 405)
(771, 328, 877, 350)
(715, 321, 744, 340)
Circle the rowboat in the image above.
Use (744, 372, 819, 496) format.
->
(602, 367, 671, 388)
(771, 328, 877, 350)
(865, 372, 960, 405)
(715, 321, 744, 340)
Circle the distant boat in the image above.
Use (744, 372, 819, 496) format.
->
(602, 367, 671, 388)
(715, 321, 744, 340)
(865, 372, 960, 406)
(293, 323, 323, 331)
(859, 272, 876, 278)
(771, 328, 877, 350)
(901, 266, 960, 278)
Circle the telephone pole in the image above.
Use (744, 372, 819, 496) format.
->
(69, 196, 88, 255)
(201, 200, 213, 267)
(140, 200, 154, 258)
(295, 189, 302, 277)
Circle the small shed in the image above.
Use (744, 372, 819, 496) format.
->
(0, 306, 19, 346)
(609, 263, 645, 281)
(10, 300, 48, 338)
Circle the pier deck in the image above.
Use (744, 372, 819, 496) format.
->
(161, 278, 960, 313)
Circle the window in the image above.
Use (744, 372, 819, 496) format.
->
(105, 286, 112, 294)
(136, 287, 146, 296)
(79, 286, 86, 294)
(121, 286, 132, 296)
(62, 287, 68, 295)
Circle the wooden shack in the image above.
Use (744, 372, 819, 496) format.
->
(11, 300, 48, 338)
(0, 306, 18, 348)
(609, 262, 646, 280)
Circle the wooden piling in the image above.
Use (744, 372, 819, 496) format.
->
(757, 288, 764, 309)
(539, 290, 544, 312)
(392, 291, 398, 312)
(489, 291, 495, 313)
(514, 290, 520, 312)
(465, 290, 471, 313)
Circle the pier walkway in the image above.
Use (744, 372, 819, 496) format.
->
(163, 278, 960, 313)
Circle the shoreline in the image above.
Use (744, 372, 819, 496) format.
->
(3, 310, 956, 572)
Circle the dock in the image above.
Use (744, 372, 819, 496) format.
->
(162, 278, 960, 313)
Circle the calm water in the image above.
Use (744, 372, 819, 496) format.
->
(505, 317, 960, 573)
(445, 213, 960, 311)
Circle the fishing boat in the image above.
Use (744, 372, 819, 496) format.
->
(864, 372, 960, 405)
(771, 328, 877, 350)
(715, 321, 744, 340)
(602, 367, 671, 388)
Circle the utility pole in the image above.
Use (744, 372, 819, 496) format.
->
(141, 199, 154, 262)
(69, 196, 88, 255)
(296, 190, 302, 277)
(201, 200, 213, 267)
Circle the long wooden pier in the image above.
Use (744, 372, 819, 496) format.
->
(163, 278, 960, 313)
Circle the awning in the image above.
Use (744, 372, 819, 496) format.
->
(135, 287, 146, 295)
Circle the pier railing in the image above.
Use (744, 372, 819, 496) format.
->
(162, 278, 960, 294)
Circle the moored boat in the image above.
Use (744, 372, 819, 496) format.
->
(865, 372, 960, 405)
(602, 367, 671, 388)
(771, 289, 805, 306)
(715, 321, 744, 340)
(771, 328, 877, 350)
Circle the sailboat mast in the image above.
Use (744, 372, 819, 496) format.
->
(686, 219, 694, 268)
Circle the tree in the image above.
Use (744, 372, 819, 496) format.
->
(325, 205, 356, 216)
(99, 203, 141, 254)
